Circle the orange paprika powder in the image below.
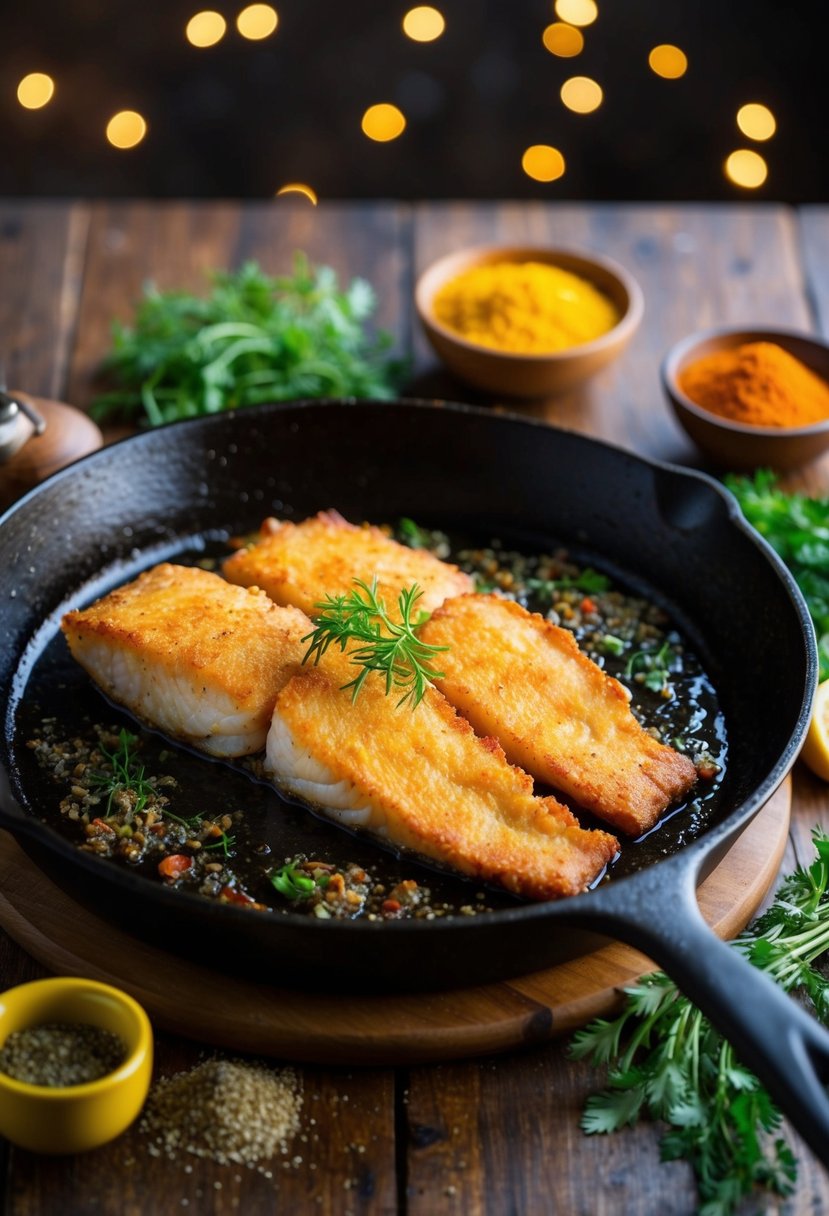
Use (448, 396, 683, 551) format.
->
(678, 341, 829, 428)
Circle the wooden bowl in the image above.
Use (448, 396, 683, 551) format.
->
(414, 245, 644, 398)
(662, 326, 829, 472)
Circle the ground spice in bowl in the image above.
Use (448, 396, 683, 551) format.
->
(0, 1022, 127, 1087)
(678, 340, 829, 428)
(431, 260, 620, 353)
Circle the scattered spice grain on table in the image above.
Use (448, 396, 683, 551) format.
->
(139, 1058, 302, 1168)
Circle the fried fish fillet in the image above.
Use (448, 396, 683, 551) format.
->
(222, 509, 473, 617)
(265, 648, 618, 900)
(419, 594, 697, 836)
(61, 563, 311, 757)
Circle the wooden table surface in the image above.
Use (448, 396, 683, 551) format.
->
(2, 198, 829, 1214)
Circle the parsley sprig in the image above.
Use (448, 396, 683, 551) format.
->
(302, 578, 448, 709)
(570, 828, 829, 1214)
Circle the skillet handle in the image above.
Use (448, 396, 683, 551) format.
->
(571, 861, 829, 1171)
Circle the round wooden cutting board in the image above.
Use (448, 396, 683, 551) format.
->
(0, 784, 790, 1065)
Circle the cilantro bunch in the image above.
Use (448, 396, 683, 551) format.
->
(725, 469, 829, 680)
(570, 828, 829, 1215)
(93, 255, 406, 426)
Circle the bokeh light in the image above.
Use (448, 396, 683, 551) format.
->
(542, 23, 584, 58)
(106, 110, 147, 149)
(737, 103, 776, 141)
(725, 149, 768, 189)
(237, 4, 278, 40)
(522, 145, 566, 182)
(402, 6, 445, 42)
(554, 0, 597, 28)
(16, 72, 55, 109)
(275, 182, 318, 204)
(185, 11, 227, 47)
(648, 44, 688, 79)
(361, 103, 406, 142)
(560, 76, 603, 114)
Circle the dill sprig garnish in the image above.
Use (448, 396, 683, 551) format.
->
(203, 831, 237, 857)
(569, 827, 829, 1214)
(87, 728, 155, 821)
(302, 578, 448, 709)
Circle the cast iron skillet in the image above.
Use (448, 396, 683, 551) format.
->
(1, 399, 828, 1164)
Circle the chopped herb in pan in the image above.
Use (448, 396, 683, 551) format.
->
(271, 861, 318, 901)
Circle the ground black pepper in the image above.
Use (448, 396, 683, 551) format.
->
(0, 1022, 126, 1087)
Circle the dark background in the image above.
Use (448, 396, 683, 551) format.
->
(3, 0, 826, 201)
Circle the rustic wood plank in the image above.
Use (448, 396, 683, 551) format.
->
(404, 1046, 824, 1216)
(404, 1050, 699, 1216)
(799, 206, 829, 339)
(64, 200, 411, 415)
(0, 201, 89, 401)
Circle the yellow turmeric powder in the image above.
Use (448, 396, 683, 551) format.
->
(432, 261, 620, 354)
(678, 341, 829, 428)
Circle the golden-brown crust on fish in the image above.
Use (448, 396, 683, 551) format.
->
(420, 593, 697, 836)
(222, 510, 473, 617)
(268, 649, 618, 900)
(61, 563, 311, 756)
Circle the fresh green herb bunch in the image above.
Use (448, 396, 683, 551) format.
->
(303, 578, 448, 709)
(570, 828, 829, 1216)
(725, 469, 829, 681)
(93, 255, 406, 426)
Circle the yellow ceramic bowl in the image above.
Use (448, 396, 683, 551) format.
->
(415, 244, 644, 398)
(0, 977, 153, 1153)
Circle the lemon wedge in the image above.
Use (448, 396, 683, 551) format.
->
(801, 679, 829, 780)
